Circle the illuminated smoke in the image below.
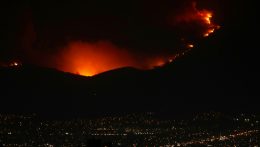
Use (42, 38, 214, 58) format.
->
(58, 41, 136, 76)
(58, 41, 175, 76)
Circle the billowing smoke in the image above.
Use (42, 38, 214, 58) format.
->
(1, 0, 220, 76)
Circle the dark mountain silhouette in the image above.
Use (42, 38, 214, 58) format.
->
(1, 27, 259, 117)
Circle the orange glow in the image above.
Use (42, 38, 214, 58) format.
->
(198, 10, 220, 37)
(198, 11, 212, 25)
(187, 44, 194, 48)
(57, 41, 175, 76)
(174, 2, 220, 38)
(154, 59, 166, 67)
(9, 61, 22, 67)
(59, 41, 137, 76)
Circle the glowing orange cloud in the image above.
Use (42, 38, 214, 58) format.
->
(58, 41, 175, 76)
(58, 41, 136, 76)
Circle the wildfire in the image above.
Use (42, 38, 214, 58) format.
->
(199, 9, 220, 37)
(59, 41, 174, 76)
(199, 11, 212, 25)
(59, 41, 136, 76)
(54, 2, 220, 77)
(174, 2, 220, 38)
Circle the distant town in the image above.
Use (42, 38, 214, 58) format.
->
(0, 112, 259, 146)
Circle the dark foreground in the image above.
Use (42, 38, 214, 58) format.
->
(0, 112, 259, 146)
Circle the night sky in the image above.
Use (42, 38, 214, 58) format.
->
(0, 0, 259, 115)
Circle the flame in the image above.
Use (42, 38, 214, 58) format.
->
(198, 9, 220, 37)
(200, 12, 220, 37)
(174, 2, 220, 38)
(199, 11, 212, 25)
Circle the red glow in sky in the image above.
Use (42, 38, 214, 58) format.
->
(59, 41, 135, 76)
(58, 41, 174, 76)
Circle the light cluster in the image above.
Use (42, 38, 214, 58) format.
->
(0, 112, 259, 146)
